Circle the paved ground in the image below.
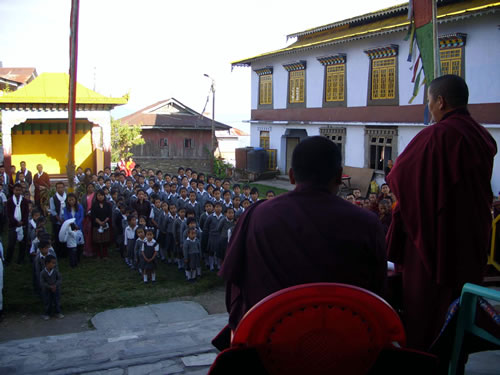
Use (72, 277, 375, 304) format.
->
(255, 176, 295, 191)
(0, 300, 498, 375)
(0, 302, 227, 375)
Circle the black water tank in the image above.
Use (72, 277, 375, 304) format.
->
(247, 148, 267, 173)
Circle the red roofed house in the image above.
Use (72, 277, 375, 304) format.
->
(0, 67, 38, 93)
(119, 98, 231, 173)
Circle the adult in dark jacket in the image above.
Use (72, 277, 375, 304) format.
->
(90, 190, 112, 259)
(5, 183, 30, 265)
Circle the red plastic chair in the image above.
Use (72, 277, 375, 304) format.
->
(211, 283, 407, 375)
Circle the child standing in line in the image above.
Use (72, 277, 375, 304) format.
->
(183, 228, 201, 281)
(66, 223, 84, 268)
(174, 207, 187, 269)
(40, 255, 63, 320)
(199, 201, 213, 267)
(124, 215, 138, 268)
(232, 196, 244, 218)
(149, 198, 163, 238)
(266, 190, 276, 199)
(203, 202, 224, 271)
(166, 204, 177, 265)
(134, 227, 146, 275)
(142, 228, 158, 283)
(241, 198, 251, 211)
(216, 206, 235, 269)
(250, 187, 259, 203)
(157, 202, 169, 262)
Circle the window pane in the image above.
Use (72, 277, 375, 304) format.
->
(370, 145, 377, 169)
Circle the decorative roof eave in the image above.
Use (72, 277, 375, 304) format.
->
(231, 4, 500, 67)
(364, 45, 399, 59)
(254, 67, 273, 76)
(439, 32, 467, 48)
(286, 2, 408, 40)
(283, 61, 306, 71)
(139, 125, 231, 130)
(0, 103, 119, 111)
(317, 54, 346, 65)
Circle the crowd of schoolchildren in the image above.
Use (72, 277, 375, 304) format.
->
(0, 163, 277, 321)
(0, 160, 395, 321)
(344, 183, 396, 234)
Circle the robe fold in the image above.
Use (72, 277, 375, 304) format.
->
(386, 108, 497, 350)
(220, 184, 387, 330)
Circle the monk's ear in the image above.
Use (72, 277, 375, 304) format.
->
(438, 95, 446, 111)
(288, 168, 296, 185)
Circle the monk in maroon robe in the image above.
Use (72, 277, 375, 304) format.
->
(220, 136, 387, 331)
(386, 75, 497, 350)
(33, 164, 51, 208)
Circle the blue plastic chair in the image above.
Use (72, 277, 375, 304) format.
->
(448, 283, 500, 375)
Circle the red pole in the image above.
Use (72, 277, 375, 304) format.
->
(67, 0, 80, 191)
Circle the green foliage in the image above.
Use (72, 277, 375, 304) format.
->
(213, 157, 234, 179)
(111, 118, 145, 162)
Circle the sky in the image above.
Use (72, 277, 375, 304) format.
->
(0, 0, 404, 131)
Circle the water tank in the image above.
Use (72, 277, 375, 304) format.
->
(235, 147, 253, 170)
(247, 148, 267, 173)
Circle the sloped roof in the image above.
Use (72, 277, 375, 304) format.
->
(119, 98, 231, 131)
(232, 0, 500, 66)
(216, 128, 250, 138)
(0, 72, 128, 106)
(0, 67, 37, 85)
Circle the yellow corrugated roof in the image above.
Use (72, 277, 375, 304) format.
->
(0, 72, 128, 105)
(232, 0, 500, 66)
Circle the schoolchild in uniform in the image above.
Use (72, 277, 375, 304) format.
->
(266, 190, 276, 199)
(174, 207, 187, 269)
(216, 206, 235, 269)
(221, 190, 233, 212)
(183, 227, 202, 282)
(149, 197, 163, 237)
(212, 189, 224, 206)
(40, 255, 63, 320)
(232, 184, 241, 199)
(158, 202, 169, 262)
(241, 198, 251, 210)
(241, 185, 252, 202)
(196, 181, 209, 208)
(203, 202, 224, 271)
(124, 215, 138, 268)
(250, 187, 259, 203)
(141, 228, 158, 284)
(176, 187, 189, 212)
(186, 191, 200, 220)
(134, 226, 146, 275)
(66, 223, 84, 268)
(232, 196, 244, 218)
(199, 201, 214, 267)
(166, 204, 177, 265)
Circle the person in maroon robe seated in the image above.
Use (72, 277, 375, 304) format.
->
(386, 74, 497, 351)
(219, 136, 387, 335)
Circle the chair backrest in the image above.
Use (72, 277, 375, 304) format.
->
(231, 283, 406, 375)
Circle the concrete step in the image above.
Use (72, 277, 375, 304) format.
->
(0, 303, 228, 375)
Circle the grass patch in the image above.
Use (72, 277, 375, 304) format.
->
(249, 183, 289, 198)
(3, 245, 223, 315)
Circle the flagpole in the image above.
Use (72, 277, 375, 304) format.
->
(432, 0, 439, 79)
(67, 0, 80, 192)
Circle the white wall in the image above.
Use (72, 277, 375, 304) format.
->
(249, 14, 500, 111)
(345, 126, 366, 167)
(398, 126, 425, 153)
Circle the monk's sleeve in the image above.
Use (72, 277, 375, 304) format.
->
(373, 220, 388, 297)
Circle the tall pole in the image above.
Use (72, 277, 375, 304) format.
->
(204, 74, 216, 155)
(432, 0, 439, 79)
(211, 82, 215, 155)
(67, 0, 80, 192)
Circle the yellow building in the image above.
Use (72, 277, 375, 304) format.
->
(0, 72, 127, 176)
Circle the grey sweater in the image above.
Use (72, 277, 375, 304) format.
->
(40, 268, 62, 290)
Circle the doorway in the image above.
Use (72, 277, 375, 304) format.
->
(286, 137, 300, 174)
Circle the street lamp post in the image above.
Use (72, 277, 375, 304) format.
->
(204, 74, 216, 155)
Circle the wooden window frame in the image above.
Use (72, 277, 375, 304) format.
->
(364, 127, 398, 171)
(160, 138, 168, 147)
(184, 138, 193, 148)
(284, 61, 306, 109)
(365, 45, 399, 106)
(318, 55, 347, 108)
(320, 127, 346, 163)
(438, 33, 466, 78)
(259, 130, 270, 149)
(255, 67, 273, 110)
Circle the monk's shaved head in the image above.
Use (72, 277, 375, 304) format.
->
(428, 74, 469, 109)
(291, 136, 342, 186)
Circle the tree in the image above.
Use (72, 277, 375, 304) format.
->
(111, 117, 145, 162)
